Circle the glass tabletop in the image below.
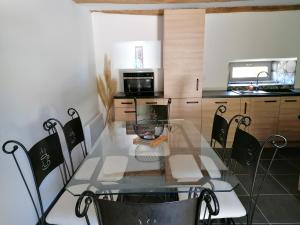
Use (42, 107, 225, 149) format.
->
(66, 119, 240, 196)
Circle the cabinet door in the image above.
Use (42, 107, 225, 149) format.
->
(201, 98, 241, 146)
(167, 98, 201, 131)
(242, 97, 280, 141)
(163, 9, 205, 98)
(278, 96, 300, 142)
(114, 107, 136, 121)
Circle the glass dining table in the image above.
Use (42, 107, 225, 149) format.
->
(66, 119, 239, 196)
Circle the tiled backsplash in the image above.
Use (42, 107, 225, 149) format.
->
(272, 60, 297, 85)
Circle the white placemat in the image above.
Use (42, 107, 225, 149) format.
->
(74, 157, 101, 180)
(169, 154, 203, 182)
(200, 155, 221, 178)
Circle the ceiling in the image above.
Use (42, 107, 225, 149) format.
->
(75, 0, 300, 10)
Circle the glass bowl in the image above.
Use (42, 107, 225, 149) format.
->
(133, 122, 164, 140)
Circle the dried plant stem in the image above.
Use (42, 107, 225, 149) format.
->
(97, 55, 117, 126)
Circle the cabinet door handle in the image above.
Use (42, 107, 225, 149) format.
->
(244, 102, 247, 114)
(121, 102, 133, 105)
(186, 101, 199, 104)
(196, 78, 199, 91)
(214, 101, 228, 104)
(264, 100, 277, 103)
(285, 99, 297, 102)
(145, 102, 158, 105)
(124, 110, 135, 113)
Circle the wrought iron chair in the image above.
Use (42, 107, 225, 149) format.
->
(2, 123, 96, 225)
(210, 105, 243, 160)
(178, 113, 249, 225)
(75, 189, 219, 225)
(44, 108, 87, 174)
(229, 116, 287, 225)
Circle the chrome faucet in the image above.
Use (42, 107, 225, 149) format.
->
(256, 71, 270, 91)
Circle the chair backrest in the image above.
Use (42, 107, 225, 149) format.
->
(75, 189, 219, 225)
(230, 116, 287, 225)
(2, 123, 68, 225)
(210, 105, 243, 157)
(44, 107, 87, 174)
(210, 105, 229, 148)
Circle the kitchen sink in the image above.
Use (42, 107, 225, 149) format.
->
(233, 90, 269, 95)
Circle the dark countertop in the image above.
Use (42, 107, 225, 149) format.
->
(114, 90, 300, 99)
(202, 89, 300, 98)
(114, 92, 164, 99)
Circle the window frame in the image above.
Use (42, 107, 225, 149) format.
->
(228, 61, 272, 84)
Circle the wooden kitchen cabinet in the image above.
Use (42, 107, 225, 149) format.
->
(278, 96, 300, 143)
(167, 98, 202, 131)
(163, 9, 205, 98)
(201, 98, 241, 146)
(241, 97, 280, 141)
(114, 98, 165, 121)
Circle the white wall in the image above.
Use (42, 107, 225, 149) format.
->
(203, 11, 300, 90)
(0, 0, 98, 224)
(92, 11, 300, 92)
(92, 13, 163, 94)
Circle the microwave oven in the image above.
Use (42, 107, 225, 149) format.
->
(123, 71, 154, 96)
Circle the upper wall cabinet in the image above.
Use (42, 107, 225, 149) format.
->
(163, 9, 205, 98)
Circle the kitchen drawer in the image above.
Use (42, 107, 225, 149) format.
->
(136, 98, 164, 105)
(114, 107, 136, 121)
(114, 99, 135, 108)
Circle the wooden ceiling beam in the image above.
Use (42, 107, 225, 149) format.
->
(93, 4, 300, 15)
(206, 4, 300, 13)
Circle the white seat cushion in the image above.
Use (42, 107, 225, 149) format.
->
(46, 191, 98, 225)
(212, 191, 246, 219)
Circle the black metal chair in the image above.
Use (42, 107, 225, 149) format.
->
(2, 123, 69, 225)
(210, 105, 243, 160)
(44, 107, 87, 174)
(75, 189, 219, 225)
(229, 116, 287, 225)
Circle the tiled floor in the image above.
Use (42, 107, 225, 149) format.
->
(218, 147, 300, 225)
(123, 148, 300, 225)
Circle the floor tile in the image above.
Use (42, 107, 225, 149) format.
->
(289, 159, 300, 172)
(235, 196, 269, 224)
(261, 148, 283, 160)
(257, 195, 300, 224)
(272, 174, 300, 194)
(230, 161, 266, 175)
(279, 148, 300, 159)
(235, 183, 249, 196)
(237, 174, 288, 195)
(261, 159, 298, 174)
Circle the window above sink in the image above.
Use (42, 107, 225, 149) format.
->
(229, 61, 272, 82)
(227, 58, 297, 91)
